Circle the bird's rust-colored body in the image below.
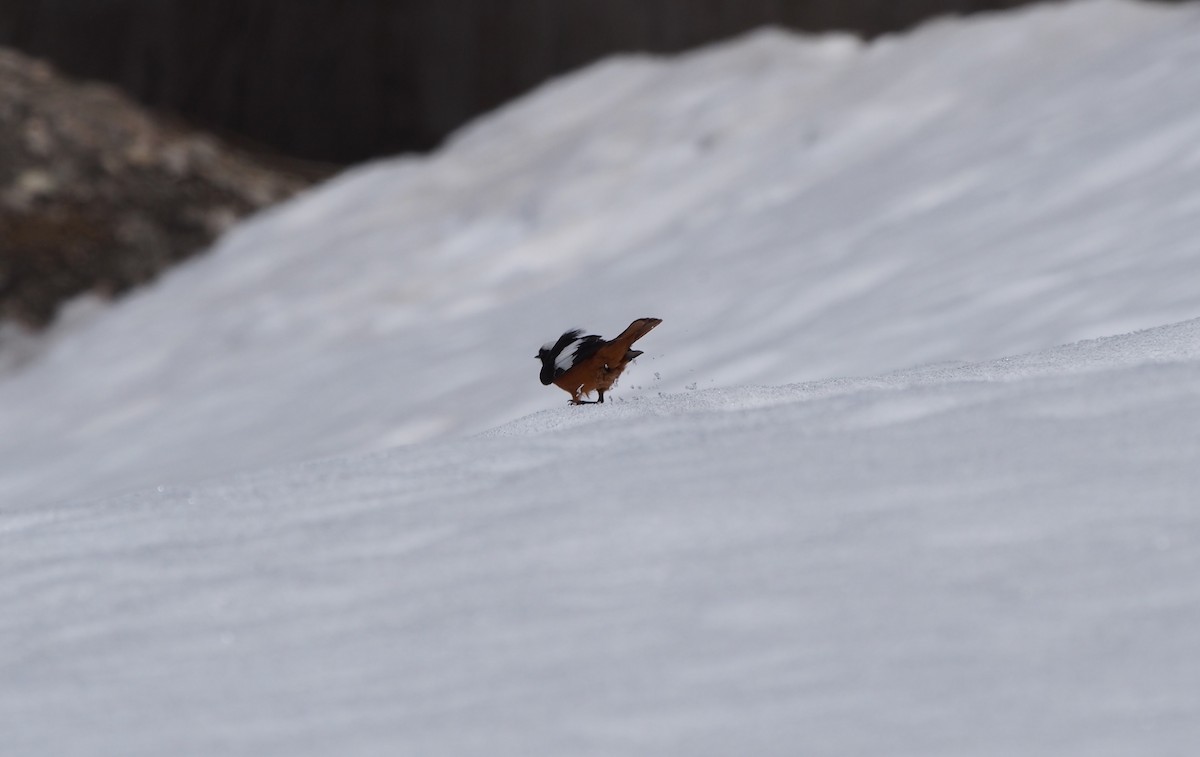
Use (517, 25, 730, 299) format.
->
(537, 317, 661, 404)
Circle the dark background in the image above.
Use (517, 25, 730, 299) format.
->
(0, 0, 1092, 165)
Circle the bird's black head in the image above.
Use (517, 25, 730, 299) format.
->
(536, 346, 555, 385)
(536, 329, 584, 385)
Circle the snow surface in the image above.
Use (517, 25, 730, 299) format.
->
(5, 317, 1200, 757)
(4, 1, 1200, 754)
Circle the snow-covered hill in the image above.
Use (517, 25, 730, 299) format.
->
(3, 0, 1200, 510)
(5, 318, 1200, 757)
(4, 1, 1200, 754)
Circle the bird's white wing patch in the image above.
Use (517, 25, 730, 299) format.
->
(555, 340, 582, 373)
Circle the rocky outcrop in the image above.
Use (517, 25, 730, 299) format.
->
(0, 47, 308, 328)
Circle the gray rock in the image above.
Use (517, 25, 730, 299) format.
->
(0, 46, 310, 328)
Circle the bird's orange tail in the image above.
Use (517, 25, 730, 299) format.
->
(611, 317, 662, 349)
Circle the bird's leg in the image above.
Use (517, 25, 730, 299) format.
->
(597, 390, 605, 403)
(570, 390, 597, 405)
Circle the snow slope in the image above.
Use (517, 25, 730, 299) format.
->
(3, 0, 1200, 509)
(4, 319, 1200, 757)
(4, 2, 1200, 753)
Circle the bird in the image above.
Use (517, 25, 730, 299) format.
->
(536, 317, 662, 404)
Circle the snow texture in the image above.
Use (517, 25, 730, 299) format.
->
(3, 1, 1200, 755)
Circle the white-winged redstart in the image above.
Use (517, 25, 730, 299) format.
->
(537, 317, 661, 404)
